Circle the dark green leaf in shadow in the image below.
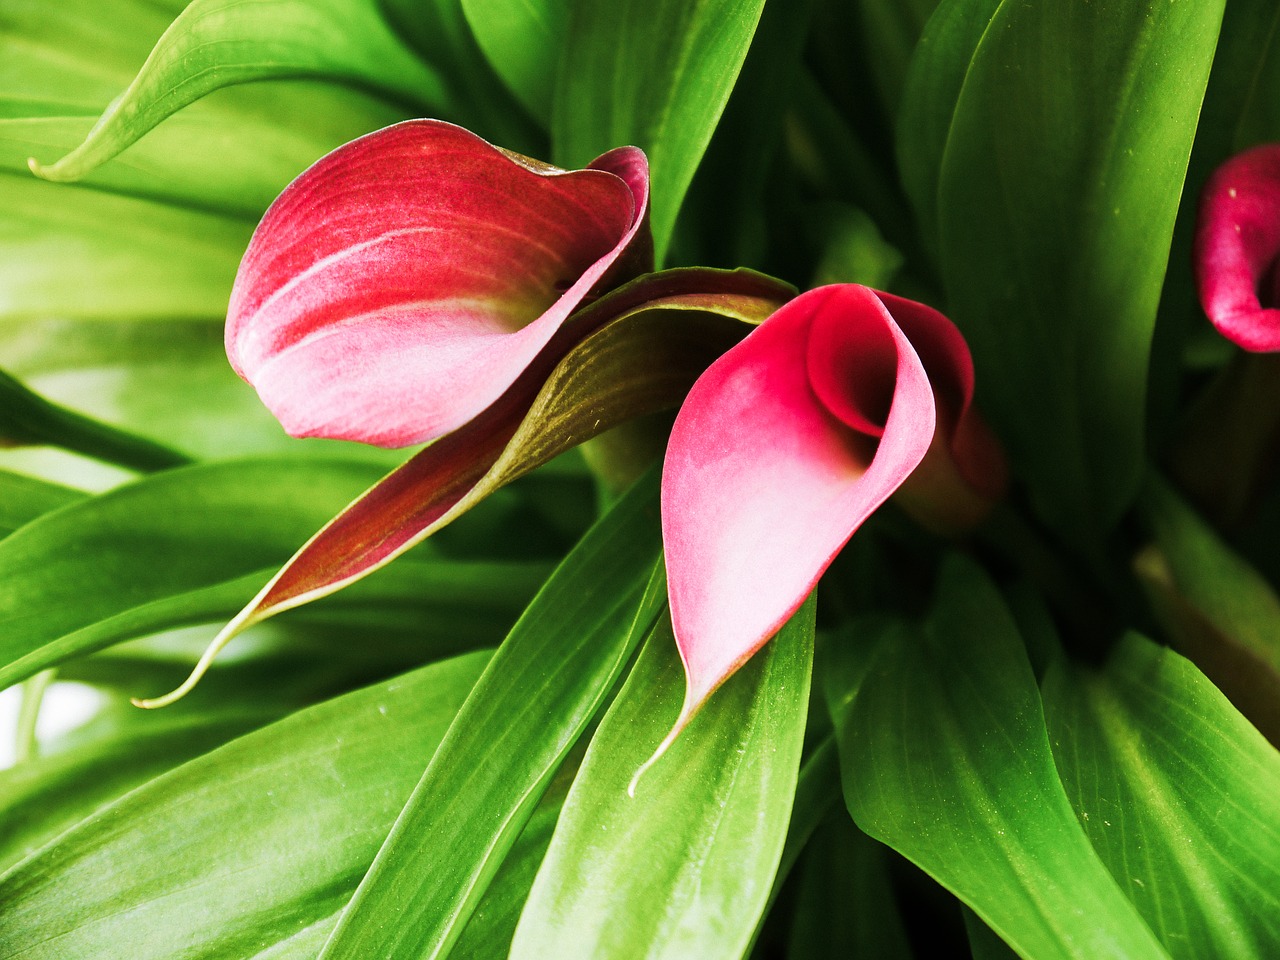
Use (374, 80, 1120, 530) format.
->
(851, 0, 939, 121)
(895, 0, 1001, 259)
(937, 0, 1226, 546)
(1043, 634, 1280, 959)
(0, 650, 490, 959)
(510, 597, 813, 960)
(825, 556, 1170, 960)
(27, 0, 445, 184)
(1135, 475, 1280, 745)
(317, 472, 666, 960)
(786, 812, 913, 960)
(0, 368, 189, 471)
(553, 0, 768, 262)
(964, 907, 1022, 960)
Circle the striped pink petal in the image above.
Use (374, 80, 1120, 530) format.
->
(661, 284, 1003, 732)
(226, 120, 651, 447)
(1194, 143, 1280, 352)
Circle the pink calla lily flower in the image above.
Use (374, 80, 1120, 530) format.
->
(659, 284, 1006, 737)
(1194, 143, 1280, 352)
(226, 119, 651, 447)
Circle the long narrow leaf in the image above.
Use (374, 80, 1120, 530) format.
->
(0, 650, 491, 959)
(510, 597, 813, 960)
(318, 471, 667, 960)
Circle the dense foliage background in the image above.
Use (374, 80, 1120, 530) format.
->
(1, 0, 1279, 957)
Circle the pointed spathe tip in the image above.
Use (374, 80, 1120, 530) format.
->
(130, 605, 263, 709)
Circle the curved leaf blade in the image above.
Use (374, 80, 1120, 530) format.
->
(1043, 635, 1280, 959)
(937, 0, 1226, 543)
(509, 598, 813, 960)
(553, 0, 768, 261)
(28, 0, 445, 183)
(825, 557, 1170, 960)
(0, 651, 490, 960)
(0, 457, 385, 688)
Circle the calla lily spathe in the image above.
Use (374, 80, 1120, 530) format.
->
(659, 284, 1006, 734)
(1194, 143, 1280, 352)
(226, 119, 652, 447)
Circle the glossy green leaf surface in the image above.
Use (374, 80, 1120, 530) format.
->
(0, 651, 490, 959)
(0, 705, 275, 873)
(1044, 635, 1280, 958)
(554, 0, 767, 261)
(825, 558, 1170, 960)
(936, 0, 1226, 543)
(28, 0, 443, 183)
(510, 597, 813, 960)
(318, 472, 666, 960)
(0, 321, 406, 461)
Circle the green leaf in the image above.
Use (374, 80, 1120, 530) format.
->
(936, 0, 1226, 545)
(553, 0, 768, 262)
(317, 471, 667, 960)
(0, 650, 490, 959)
(0, 470, 82, 539)
(0, 704, 275, 873)
(851, 0, 939, 119)
(786, 813, 913, 960)
(0, 457, 387, 688)
(510, 597, 813, 960)
(0, 172, 251, 322)
(0, 0, 170, 114)
(825, 557, 1170, 960)
(450, 746, 580, 960)
(0, 368, 189, 471)
(27, 0, 444, 184)
(1043, 634, 1280, 959)
(460, 0, 567, 127)
(895, 0, 1002, 257)
(1135, 475, 1280, 744)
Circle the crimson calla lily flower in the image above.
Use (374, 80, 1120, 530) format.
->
(1194, 143, 1280, 352)
(226, 119, 651, 447)
(659, 284, 1005, 737)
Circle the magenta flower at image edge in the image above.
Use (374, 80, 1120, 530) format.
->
(640, 284, 1008, 781)
(1195, 142, 1280, 351)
